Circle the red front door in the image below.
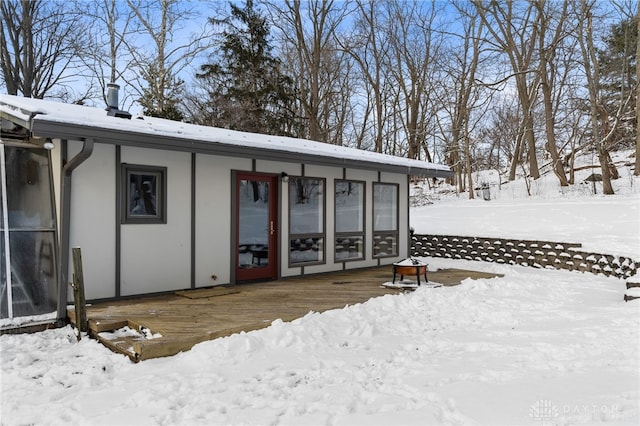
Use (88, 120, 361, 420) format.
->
(234, 172, 278, 282)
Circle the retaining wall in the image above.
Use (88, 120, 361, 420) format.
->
(411, 234, 638, 280)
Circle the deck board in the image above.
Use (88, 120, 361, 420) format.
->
(69, 266, 500, 361)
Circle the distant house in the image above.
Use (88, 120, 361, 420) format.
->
(0, 93, 451, 324)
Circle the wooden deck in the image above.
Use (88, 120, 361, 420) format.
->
(69, 266, 499, 362)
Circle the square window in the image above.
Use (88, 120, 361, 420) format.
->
(121, 164, 167, 224)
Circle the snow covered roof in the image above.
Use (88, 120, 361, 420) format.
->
(0, 95, 452, 177)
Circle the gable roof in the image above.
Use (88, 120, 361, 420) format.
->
(1, 95, 452, 177)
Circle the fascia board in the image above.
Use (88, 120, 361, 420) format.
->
(31, 117, 452, 178)
(1, 107, 32, 131)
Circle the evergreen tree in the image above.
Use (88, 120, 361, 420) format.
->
(597, 18, 637, 149)
(138, 62, 185, 121)
(196, 0, 298, 136)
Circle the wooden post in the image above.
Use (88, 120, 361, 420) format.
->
(70, 247, 88, 337)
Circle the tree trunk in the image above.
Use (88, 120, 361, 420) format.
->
(536, 0, 569, 186)
(464, 126, 474, 199)
(598, 146, 615, 194)
(517, 80, 540, 180)
(509, 132, 525, 181)
(636, 0, 640, 176)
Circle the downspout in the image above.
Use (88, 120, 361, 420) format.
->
(56, 138, 94, 321)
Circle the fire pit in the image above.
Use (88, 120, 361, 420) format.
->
(392, 258, 428, 286)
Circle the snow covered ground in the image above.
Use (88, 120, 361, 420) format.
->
(411, 150, 640, 258)
(1, 153, 639, 426)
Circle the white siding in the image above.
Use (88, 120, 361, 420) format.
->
(120, 147, 191, 296)
(64, 142, 410, 298)
(194, 155, 250, 286)
(67, 142, 116, 300)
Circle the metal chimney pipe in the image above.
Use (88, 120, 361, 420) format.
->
(105, 82, 132, 119)
(106, 83, 120, 110)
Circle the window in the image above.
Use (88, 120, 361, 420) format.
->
(1, 146, 57, 318)
(372, 182, 398, 257)
(335, 180, 365, 261)
(289, 177, 325, 265)
(121, 164, 167, 224)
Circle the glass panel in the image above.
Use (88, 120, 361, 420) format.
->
(0, 234, 7, 317)
(290, 237, 324, 264)
(1, 231, 57, 318)
(373, 234, 398, 257)
(335, 236, 364, 260)
(1, 146, 58, 319)
(128, 171, 160, 217)
(335, 181, 364, 233)
(238, 179, 270, 269)
(289, 178, 324, 234)
(1, 144, 7, 316)
(5, 148, 55, 229)
(373, 183, 398, 231)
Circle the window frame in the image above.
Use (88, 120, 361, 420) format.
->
(288, 176, 326, 267)
(121, 164, 167, 224)
(372, 182, 399, 258)
(334, 179, 366, 262)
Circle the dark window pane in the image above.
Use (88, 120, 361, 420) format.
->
(373, 234, 398, 257)
(4, 148, 55, 229)
(335, 181, 364, 233)
(128, 173, 158, 216)
(373, 183, 398, 232)
(335, 236, 364, 260)
(1, 231, 57, 318)
(290, 237, 324, 264)
(289, 178, 323, 234)
(238, 179, 270, 269)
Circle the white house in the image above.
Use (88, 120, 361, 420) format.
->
(0, 93, 451, 325)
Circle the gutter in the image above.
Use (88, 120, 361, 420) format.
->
(56, 138, 94, 321)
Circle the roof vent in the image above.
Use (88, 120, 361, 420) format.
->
(106, 83, 132, 120)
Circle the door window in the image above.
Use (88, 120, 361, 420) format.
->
(235, 173, 278, 282)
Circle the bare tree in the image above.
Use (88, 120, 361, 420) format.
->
(78, 0, 137, 107)
(576, 0, 631, 195)
(266, 0, 352, 143)
(636, 0, 640, 176)
(384, 1, 444, 161)
(473, 0, 542, 181)
(342, 0, 390, 153)
(0, 0, 86, 99)
(438, 2, 490, 198)
(534, 0, 572, 187)
(126, 0, 212, 118)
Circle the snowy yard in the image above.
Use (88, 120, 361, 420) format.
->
(1, 163, 639, 425)
(1, 258, 638, 425)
